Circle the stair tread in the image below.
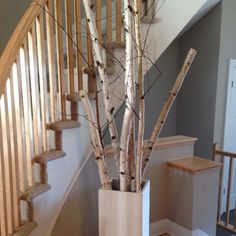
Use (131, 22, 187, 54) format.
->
(103, 41, 125, 49)
(167, 156, 222, 174)
(66, 92, 96, 102)
(34, 150, 66, 164)
(12, 221, 37, 236)
(49, 120, 81, 131)
(20, 183, 51, 201)
(83, 66, 115, 75)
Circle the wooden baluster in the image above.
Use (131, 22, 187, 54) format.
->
(96, 0, 102, 42)
(28, 24, 42, 154)
(46, 0, 57, 122)
(212, 144, 223, 223)
(86, 23, 93, 67)
(36, 12, 49, 150)
(65, 0, 77, 120)
(226, 158, 233, 225)
(0, 109, 7, 236)
(5, 79, 21, 228)
(106, 0, 113, 42)
(234, 190, 236, 229)
(86, 23, 96, 93)
(0, 93, 14, 234)
(116, 0, 122, 42)
(20, 43, 35, 187)
(12, 63, 28, 192)
(55, 0, 66, 120)
(217, 155, 224, 223)
(75, 0, 83, 90)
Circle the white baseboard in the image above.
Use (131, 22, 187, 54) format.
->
(150, 219, 209, 236)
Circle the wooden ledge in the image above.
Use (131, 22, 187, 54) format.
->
(20, 183, 51, 201)
(105, 135, 197, 158)
(83, 66, 115, 76)
(103, 41, 125, 50)
(49, 120, 81, 131)
(83, 66, 97, 76)
(167, 156, 222, 175)
(34, 150, 66, 165)
(12, 221, 37, 236)
(148, 135, 197, 150)
(66, 92, 96, 102)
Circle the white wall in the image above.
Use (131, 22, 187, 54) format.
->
(31, 106, 93, 236)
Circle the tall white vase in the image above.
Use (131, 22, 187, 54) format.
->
(99, 180, 150, 236)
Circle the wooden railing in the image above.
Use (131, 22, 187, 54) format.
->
(0, 0, 126, 234)
(213, 144, 236, 233)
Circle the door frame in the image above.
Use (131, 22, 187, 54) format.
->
(221, 59, 236, 214)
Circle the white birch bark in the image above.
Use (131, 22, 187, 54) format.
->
(82, 0, 119, 168)
(119, 0, 135, 191)
(80, 90, 111, 190)
(134, 0, 145, 192)
(142, 48, 197, 174)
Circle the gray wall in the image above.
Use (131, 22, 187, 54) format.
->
(213, 0, 236, 146)
(0, 0, 31, 55)
(144, 39, 179, 138)
(176, 4, 222, 159)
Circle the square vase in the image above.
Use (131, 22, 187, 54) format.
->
(99, 180, 150, 236)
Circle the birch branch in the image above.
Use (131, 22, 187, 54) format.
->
(142, 48, 197, 174)
(134, 0, 145, 192)
(120, 0, 135, 191)
(80, 90, 111, 190)
(82, 0, 119, 168)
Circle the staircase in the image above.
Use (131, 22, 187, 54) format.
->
(0, 0, 219, 235)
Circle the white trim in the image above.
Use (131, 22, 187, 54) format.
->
(150, 219, 169, 236)
(150, 219, 209, 236)
(223, 59, 236, 147)
(192, 230, 209, 236)
(46, 148, 93, 236)
(221, 59, 236, 213)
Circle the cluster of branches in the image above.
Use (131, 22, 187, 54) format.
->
(80, 0, 197, 192)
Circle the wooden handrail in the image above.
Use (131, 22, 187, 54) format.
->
(0, 0, 47, 98)
(0, 0, 127, 234)
(214, 144, 236, 233)
(215, 149, 236, 159)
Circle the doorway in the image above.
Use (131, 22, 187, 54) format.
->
(221, 59, 236, 214)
